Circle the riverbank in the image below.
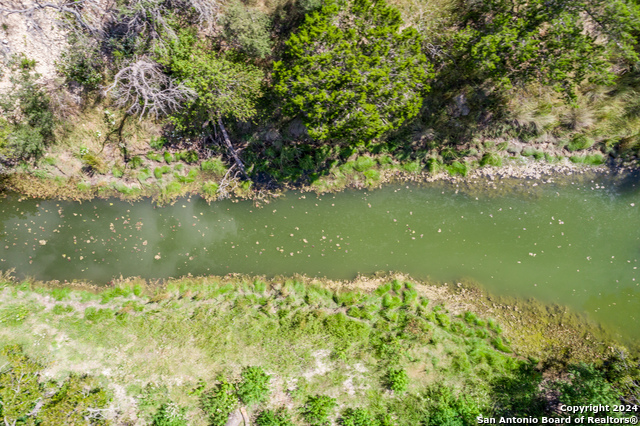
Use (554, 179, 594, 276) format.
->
(0, 149, 629, 205)
(0, 273, 635, 425)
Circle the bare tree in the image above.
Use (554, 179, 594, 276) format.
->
(0, 0, 105, 34)
(104, 59, 195, 119)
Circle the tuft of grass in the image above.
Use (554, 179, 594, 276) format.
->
(201, 158, 228, 176)
(567, 134, 594, 152)
(154, 166, 171, 179)
(401, 160, 422, 173)
(446, 161, 468, 176)
(202, 181, 219, 197)
(353, 156, 375, 172)
(584, 153, 605, 165)
(479, 152, 502, 167)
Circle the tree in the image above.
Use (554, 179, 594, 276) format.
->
(455, 0, 640, 99)
(159, 31, 264, 176)
(0, 60, 55, 163)
(220, 1, 272, 58)
(274, 0, 431, 144)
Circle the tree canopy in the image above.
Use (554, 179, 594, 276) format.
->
(274, 0, 432, 144)
(159, 31, 264, 131)
(455, 0, 640, 98)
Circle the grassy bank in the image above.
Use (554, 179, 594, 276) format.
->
(0, 274, 637, 425)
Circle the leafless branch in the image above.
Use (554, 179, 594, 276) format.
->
(0, 0, 104, 34)
(104, 59, 195, 119)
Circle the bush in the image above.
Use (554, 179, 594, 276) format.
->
(385, 368, 409, 393)
(236, 366, 271, 407)
(339, 408, 375, 426)
(200, 378, 238, 426)
(221, 0, 272, 58)
(57, 34, 103, 89)
(300, 395, 337, 426)
(255, 408, 294, 426)
(152, 402, 188, 426)
(0, 66, 55, 161)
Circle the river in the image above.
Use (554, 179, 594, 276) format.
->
(1, 173, 639, 343)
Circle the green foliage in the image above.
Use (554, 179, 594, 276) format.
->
(84, 307, 114, 323)
(221, 1, 272, 58)
(274, 0, 431, 143)
(0, 345, 44, 424)
(255, 408, 295, 426)
(0, 346, 110, 426)
(112, 164, 125, 178)
(57, 33, 104, 89)
(385, 368, 409, 393)
(236, 366, 271, 407)
(446, 161, 468, 177)
(567, 134, 595, 152)
(154, 166, 171, 179)
(300, 394, 337, 426)
(129, 155, 143, 169)
(479, 152, 502, 167)
(160, 31, 264, 130)
(456, 0, 640, 99)
(200, 377, 238, 426)
(420, 384, 482, 426)
(555, 364, 624, 416)
(82, 153, 108, 175)
(353, 156, 375, 172)
(202, 181, 220, 197)
(201, 157, 228, 175)
(491, 361, 546, 417)
(584, 153, 606, 165)
(0, 65, 55, 161)
(150, 136, 168, 150)
(491, 337, 512, 353)
(152, 402, 188, 426)
(339, 407, 376, 426)
(38, 374, 111, 425)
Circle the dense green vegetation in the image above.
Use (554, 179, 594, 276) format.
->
(1, 0, 640, 196)
(0, 276, 638, 425)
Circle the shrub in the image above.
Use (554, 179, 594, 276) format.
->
(221, 0, 272, 58)
(236, 366, 271, 407)
(255, 408, 294, 426)
(57, 33, 103, 89)
(152, 402, 188, 426)
(0, 66, 55, 161)
(200, 378, 238, 426)
(300, 395, 337, 426)
(385, 368, 409, 393)
(339, 408, 375, 426)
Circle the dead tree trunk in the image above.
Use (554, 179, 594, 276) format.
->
(217, 116, 248, 179)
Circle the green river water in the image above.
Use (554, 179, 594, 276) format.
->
(1, 173, 639, 343)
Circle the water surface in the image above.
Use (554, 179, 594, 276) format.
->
(1, 174, 639, 343)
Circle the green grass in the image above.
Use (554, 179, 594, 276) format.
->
(0, 275, 627, 425)
(567, 134, 595, 152)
